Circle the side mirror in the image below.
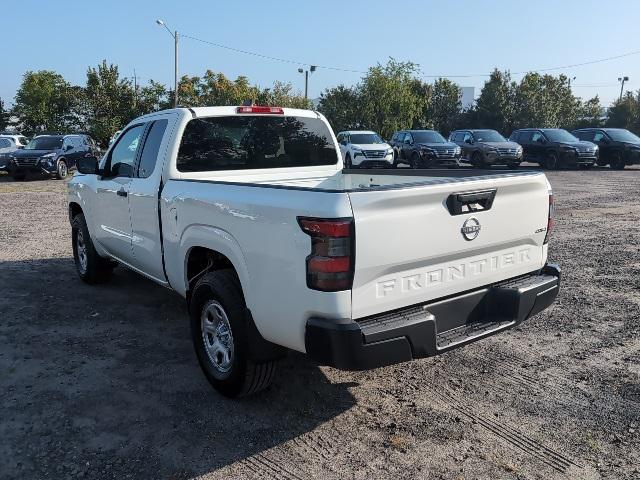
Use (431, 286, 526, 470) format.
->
(77, 156, 99, 174)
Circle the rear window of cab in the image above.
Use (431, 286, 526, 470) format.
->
(177, 115, 338, 172)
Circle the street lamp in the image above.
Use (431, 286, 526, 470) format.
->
(297, 65, 316, 100)
(618, 76, 629, 101)
(156, 19, 179, 107)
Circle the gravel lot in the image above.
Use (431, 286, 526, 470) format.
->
(1, 167, 639, 480)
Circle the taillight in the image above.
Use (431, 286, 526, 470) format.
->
(298, 217, 354, 291)
(236, 106, 284, 114)
(544, 192, 555, 244)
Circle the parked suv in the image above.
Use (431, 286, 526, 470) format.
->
(449, 129, 522, 168)
(0, 137, 20, 172)
(0, 134, 30, 148)
(509, 128, 597, 169)
(572, 128, 640, 170)
(389, 130, 461, 168)
(336, 130, 393, 168)
(8, 134, 99, 180)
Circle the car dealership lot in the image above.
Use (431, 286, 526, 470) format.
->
(1, 167, 639, 480)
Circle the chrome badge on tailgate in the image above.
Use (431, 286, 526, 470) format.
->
(376, 247, 533, 298)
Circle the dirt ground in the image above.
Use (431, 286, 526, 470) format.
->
(0, 166, 639, 480)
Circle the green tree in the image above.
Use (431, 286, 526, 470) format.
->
(85, 60, 136, 146)
(572, 96, 603, 129)
(257, 81, 309, 108)
(135, 80, 169, 116)
(358, 58, 424, 139)
(606, 91, 639, 133)
(427, 78, 461, 135)
(318, 85, 362, 131)
(471, 69, 515, 134)
(13, 70, 76, 135)
(0, 98, 9, 132)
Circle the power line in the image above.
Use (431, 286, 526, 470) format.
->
(181, 32, 640, 81)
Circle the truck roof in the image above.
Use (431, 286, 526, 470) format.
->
(137, 106, 323, 121)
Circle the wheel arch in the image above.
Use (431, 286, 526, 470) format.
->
(68, 202, 83, 223)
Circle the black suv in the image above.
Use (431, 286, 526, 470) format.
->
(8, 134, 99, 180)
(572, 128, 640, 170)
(449, 129, 522, 168)
(389, 130, 461, 168)
(509, 128, 597, 169)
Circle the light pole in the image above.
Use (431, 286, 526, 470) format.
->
(297, 65, 316, 100)
(156, 19, 179, 107)
(568, 76, 576, 88)
(618, 76, 629, 101)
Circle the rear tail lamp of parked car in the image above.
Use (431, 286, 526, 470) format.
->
(236, 106, 284, 114)
(298, 217, 354, 291)
(544, 192, 555, 244)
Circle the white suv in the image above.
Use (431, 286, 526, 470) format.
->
(336, 130, 394, 168)
(0, 134, 29, 148)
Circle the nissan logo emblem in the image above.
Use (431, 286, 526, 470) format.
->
(461, 217, 481, 241)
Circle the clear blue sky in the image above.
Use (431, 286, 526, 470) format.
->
(3, 0, 640, 107)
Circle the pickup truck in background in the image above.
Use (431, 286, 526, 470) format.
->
(69, 106, 560, 398)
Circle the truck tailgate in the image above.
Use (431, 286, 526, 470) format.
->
(348, 172, 550, 319)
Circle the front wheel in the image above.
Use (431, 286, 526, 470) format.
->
(190, 270, 278, 398)
(410, 152, 423, 168)
(610, 153, 626, 170)
(544, 152, 559, 170)
(71, 213, 114, 284)
(56, 160, 68, 179)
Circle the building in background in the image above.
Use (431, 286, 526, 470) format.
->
(460, 87, 475, 110)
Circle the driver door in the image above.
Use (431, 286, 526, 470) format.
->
(92, 124, 146, 265)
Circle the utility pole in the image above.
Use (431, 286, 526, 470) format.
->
(133, 69, 138, 109)
(618, 76, 629, 101)
(156, 19, 179, 107)
(297, 66, 317, 100)
(568, 76, 576, 88)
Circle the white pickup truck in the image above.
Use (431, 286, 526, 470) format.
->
(68, 106, 560, 398)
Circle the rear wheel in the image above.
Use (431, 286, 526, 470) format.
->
(610, 152, 626, 170)
(190, 270, 278, 398)
(56, 160, 68, 179)
(71, 213, 114, 284)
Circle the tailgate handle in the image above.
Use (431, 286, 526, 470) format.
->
(446, 189, 496, 215)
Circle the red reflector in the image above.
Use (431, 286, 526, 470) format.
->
(299, 219, 351, 238)
(236, 106, 284, 114)
(308, 256, 350, 273)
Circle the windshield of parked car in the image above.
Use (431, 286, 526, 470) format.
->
(411, 131, 446, 143)
(349, 133, 384, 144)
(177, 115, 338, 172)
(473, 130, 506, 142)
(543, 129, 578, 143)
(605, 129, 640, 142)
(25, 136, 64, 150)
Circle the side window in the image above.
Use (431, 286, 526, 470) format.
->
(0, 138, 10, 148)
(462, 132, 473, 143)
(403, 133, 413, 144)
(531, 132, 544, 144)
(62, 137, 73, 150)
(105, 125, 145, 178)
(593, 131, 605, 142)
(137, 120, 168, 178)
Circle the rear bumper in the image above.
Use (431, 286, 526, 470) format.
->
(305, 263, 561, 370)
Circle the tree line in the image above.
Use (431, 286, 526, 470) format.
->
(318, 60, 640, 139)
(2, 58, 639, 147)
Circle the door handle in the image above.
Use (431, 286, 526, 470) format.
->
(117, 188, 128, 197)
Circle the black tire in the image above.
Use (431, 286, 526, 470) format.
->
(190, 270, 278, 398)
(344, 154, 352, 169)
(472, 151, 487, 168)
(56, 160, 68, 180)
(410, 152, 422, 169)
(507, 161, 520, 169)
(544, 152, 559, 170)
(11, 174, 26, 181)
(610, 152, 626, 170)
(392, 150, 399, 167)
(71, 213, 114, 284)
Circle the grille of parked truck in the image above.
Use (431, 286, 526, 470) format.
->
(68, 106, 560, 398)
